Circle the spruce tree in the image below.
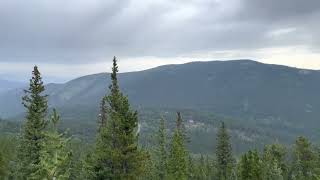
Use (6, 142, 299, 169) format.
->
(237, 150, 263, 180)
(90, 57, 147, 179)
(17, 66, 48, 178)
(168, 113, 188, 180)
(0, 152, 6, 178)
(215, 122, 234, 180)
(187, 156, 196, 180)
(262, 144, 287, 178)
(31, 109, 73, 180)
(154, 117, 168, 180)
(290, 136, 317, 179)
(197, 155, 208, 180)
(263, 161, 284, 180)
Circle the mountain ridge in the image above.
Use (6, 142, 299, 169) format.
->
(1, 59, 320, 125)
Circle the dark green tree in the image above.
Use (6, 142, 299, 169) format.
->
(187, 156, 197, 180)
(196, 155, 208, 180)
(215, 122, 234, 180)
(30, 109, 73, 180)
(89, 57, 147, 179)
(237, 150, 263, 180)
(262, 144, 287, 179)
(263, 160, 284, 180)
(154, 117, 168, 180)
(290, 136, 318, 179)
(17, 66, 48, 179)
(0, 152, 6, 178)
(168, 113, 188, 180)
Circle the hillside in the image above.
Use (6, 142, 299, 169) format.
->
(1, 60, 320, 153)
(0, 79, 24, 93)
(1, 60, 320, 123)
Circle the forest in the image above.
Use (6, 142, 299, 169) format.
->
(1, 57, 320, 180)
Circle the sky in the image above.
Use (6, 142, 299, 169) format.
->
(0, 0, 320, 82)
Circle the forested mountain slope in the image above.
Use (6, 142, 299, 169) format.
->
(1, 60, 320, 125)
(1, 59, 320, 153)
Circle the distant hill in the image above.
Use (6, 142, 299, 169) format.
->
(1, 59, 320, 153)
(0, 79, 24, 93)
(2, 60, 320, 123)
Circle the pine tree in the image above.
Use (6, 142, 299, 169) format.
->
(187, 156, 196, 180)
(30, 109, 73, 180)
(154, 117, 168, 180)
(237, 150, 263, 180)
(197, 155, 208, 180)
(17, 66, 48, 178)
(262, 144, 287, 179)
(290, 136, 317, 179)
(90, 57, 147, 179)
(0, 151, 6, 178)
(215, 122, 234, 180)
(98, 97, 107, 132)
(168, 113, 188, 180)
(263, 160, 283, 180)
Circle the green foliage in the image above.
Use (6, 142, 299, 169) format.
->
(290, 136, 318, 179)
(263, 160, 284, 180)
(88, 57, 148, 179)
(17, 66, 48, 178)
(194, 155, 213, 180)
(216, 122, 234, 180)
(154, 117, 168, 180)
(262, 144, 287, 179)
(30, 109, 73, 180)
(5, 60, 320, 180)
(0, 151, 6, 177)
(237, 150, 263, 180)
(168, 113, 189, 180)
(0, 135, 18, 179)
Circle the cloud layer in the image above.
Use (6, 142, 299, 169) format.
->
(0, 0, 320, 81)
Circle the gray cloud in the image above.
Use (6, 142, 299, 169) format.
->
(0, 0, 319, 65)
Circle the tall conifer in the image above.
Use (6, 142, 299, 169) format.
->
(90, 57, 147, 179)
(0, 152, 6, 177)
(237, 150, 263, 180)
(215, 122, 234, 180)
(31, 109, 72, 179)
(155, 117, 168, 180)
(17, 66, 48, 178)
(290, 136, 317, 179)
(168, 112, 188, 180)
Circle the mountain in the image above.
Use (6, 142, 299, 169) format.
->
(2, 60, 320, 122)
(0, 79, 24, 93)
(1, 60, 320, 153)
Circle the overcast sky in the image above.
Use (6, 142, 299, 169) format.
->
(0, 0, 320, 82)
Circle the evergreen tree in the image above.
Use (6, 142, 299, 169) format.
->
(98, 97, 107, 132)
(31, 109, 73, 180)
(215, 122, 234, 180)
(17, 66, 48, 178)
(262, 144, 287, 178)
(0, 152, 6, 178)
(237, 150, 263, 180)
(196, 155, 209, 180)
(187, 156, 197, 180)
(263, 160, 284, 180)
(168, 113, 188, 180)
(154, 117, 168, 180)
(290, 136, 317, 179)
(90, 57, 147, 179)
(176, 112, 189, 143)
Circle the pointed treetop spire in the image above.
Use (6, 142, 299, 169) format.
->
(176, 112, 182, 130)
(110, 56, 119, 92)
